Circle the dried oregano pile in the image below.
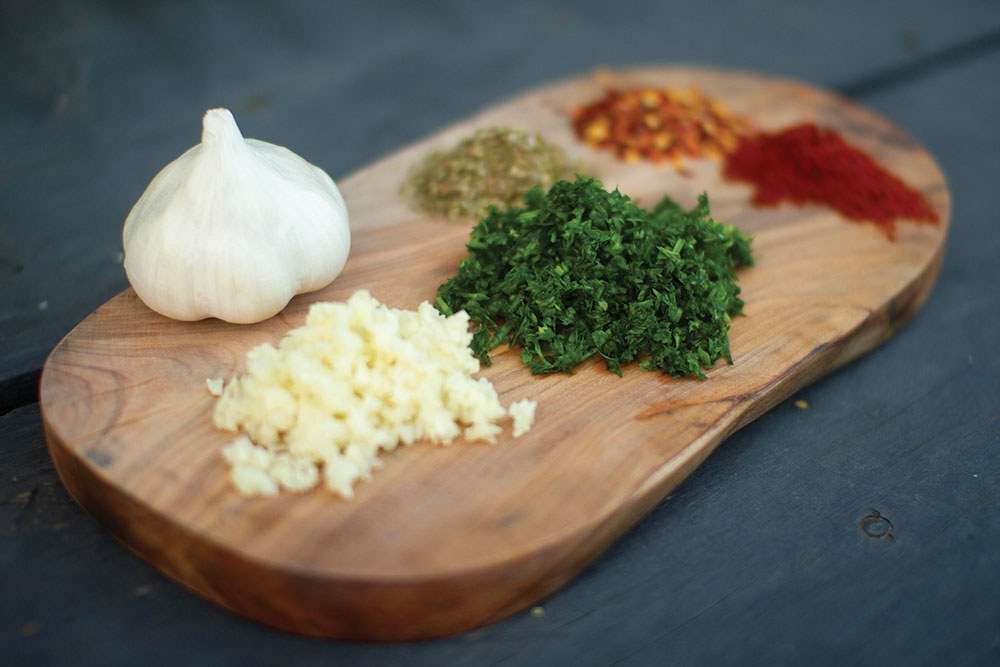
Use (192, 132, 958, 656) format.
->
(435, 176, 754, 378)
(403, 127, 578, 221)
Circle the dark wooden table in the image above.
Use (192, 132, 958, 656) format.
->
(3, 1, 998, 664)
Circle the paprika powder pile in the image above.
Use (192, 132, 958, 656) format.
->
(723, 123, 939, 239)
(572, 88, 753, 167)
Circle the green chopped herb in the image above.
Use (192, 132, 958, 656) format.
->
(435, 176, 754, 379)
(403, 127, 578, 221)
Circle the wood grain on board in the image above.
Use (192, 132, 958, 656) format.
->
(39, 66, 949, 640)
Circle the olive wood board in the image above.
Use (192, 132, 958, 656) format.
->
(40, 66, 950, 640)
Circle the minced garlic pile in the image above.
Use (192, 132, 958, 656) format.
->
(209, 290, 536, 498)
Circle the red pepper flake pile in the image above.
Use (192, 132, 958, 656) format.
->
(572, 87, 754, 167)
(723, 123, 939, 239)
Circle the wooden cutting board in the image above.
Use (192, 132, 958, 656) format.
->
(39, 66, 949, 640)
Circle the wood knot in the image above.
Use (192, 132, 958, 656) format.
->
(859, 508, 894, 541)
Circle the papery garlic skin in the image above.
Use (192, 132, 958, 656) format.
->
(122, 108, 351, 324)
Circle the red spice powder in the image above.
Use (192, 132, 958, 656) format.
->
(723, 123, 939, 239)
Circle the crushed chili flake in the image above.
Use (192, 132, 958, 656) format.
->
(571, 87, 754, 168)
(723, 123, 939, 239)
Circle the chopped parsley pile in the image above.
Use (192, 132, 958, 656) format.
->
(435, 176, 754, 379)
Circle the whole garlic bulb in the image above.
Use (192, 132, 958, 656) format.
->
(122, 108, 351, 324)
